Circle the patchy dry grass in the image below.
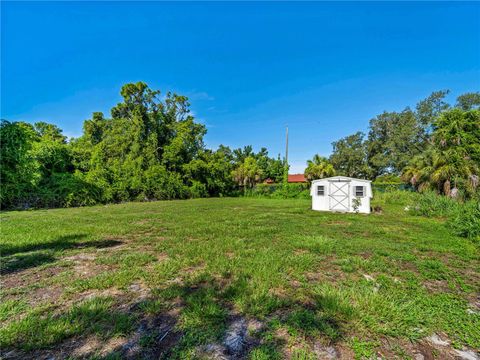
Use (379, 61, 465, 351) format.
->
(1, 197, 479, 359)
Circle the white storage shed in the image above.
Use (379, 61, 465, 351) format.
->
(310, 176, 372, 214)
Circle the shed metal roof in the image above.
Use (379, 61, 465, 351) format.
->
(311, 176, 371, 183)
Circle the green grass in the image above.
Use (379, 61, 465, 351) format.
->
(1, 196, 479, 358)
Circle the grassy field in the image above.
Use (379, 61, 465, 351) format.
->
(1, 196, 479, 359)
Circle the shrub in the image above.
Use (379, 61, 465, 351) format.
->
(408, 191, 460, 217)
(449, 200, 480, 241)
(373, 190, 416, 206)
(372, 174, 410, 193)
(253, 183, 277, 196)
(22, 172, 103, 209)
(352, 197, 361, 213)
(372, 183, 411, 193)
(373, 174, 403, 184)
(243, 184, 279, 197)
(63, 172, 103, 207)
(405, 190, 479, 241)
(271, 183, 310, 199)
(188, 181, 208, 198)
(142, 165, 188, 200)
(243, 183, 309, 199)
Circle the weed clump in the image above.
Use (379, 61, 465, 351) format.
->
(449, 200, 480, 241)
(408, 191, 460, 217)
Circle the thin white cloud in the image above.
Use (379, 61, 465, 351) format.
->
(187, 91, 214, 101)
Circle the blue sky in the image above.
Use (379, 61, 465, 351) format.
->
(2, 2, 479, 172)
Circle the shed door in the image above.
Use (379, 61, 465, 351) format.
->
(328, 181, 350, 211)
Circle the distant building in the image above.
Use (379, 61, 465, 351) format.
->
(288, 174, 307, 183)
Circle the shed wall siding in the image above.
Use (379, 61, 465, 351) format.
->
(310, 178, 372, 214)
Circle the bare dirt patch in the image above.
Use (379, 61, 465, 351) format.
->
(184, 262, 206, 274)
(155, 252, 169, 262)
(1, 265, 69, 312)
(64, 252, 114, 278)
(1, 264, 64, 291)
(294, 249, 309, 256)
(305, 263, 347, 284)
(198, 315, 263, 359)
(290, 279, 302, 288)
(78, 287, 125, 302)
(134, 219, 152, 225)
(359, 251, 373, 259)
(423, 279, 453, 294)
(333, 343, 356, 359)
(166, 263, 207, 286)
(126, 281, 151, 305)
(400, 333, 480, 360)
(312, 342, 339, 359)
(30, 285, 64, 304)
(268, 287, 289, 299)
(326, 220, 352, 226)
(69, 335, 127, 359)
(118, 307, 182, 359)
(467, 294, 480, 315)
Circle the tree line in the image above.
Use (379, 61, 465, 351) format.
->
(1, 83, 479, 209)
(305, 91, 480, 199)
(1, 82, 285, 209)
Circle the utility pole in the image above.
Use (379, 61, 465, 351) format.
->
(284, 125, 289, 185)
(285, 126, 289, 167)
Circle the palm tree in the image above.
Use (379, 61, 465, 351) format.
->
(433, 148, 478, 194)
(304, 155, 335, 181)
(402, 146, 479, 196)
(402, 151, 435, 192)
(232, 156, 263, 192)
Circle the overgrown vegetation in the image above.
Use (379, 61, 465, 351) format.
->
(245, 183, 310, 199)
(449, 201, 480, 240)
(0, 83, 285, 209)
(408, 191, 480, 242)
(2, 85, 478, 212)
(1, 197, 478, 358)
(372, 189, 480, 242)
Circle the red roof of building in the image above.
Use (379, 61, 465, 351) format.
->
(288, 174, 307, 183)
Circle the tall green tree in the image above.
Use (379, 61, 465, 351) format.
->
(33, 122, 68, 143)
(231, 145, 284, 183)
(232, 156, 263, 190)
(0, 121, 38, 208)
(183, 146, 236, 196)
(402, 108, 480, 196)
(415, 90, 450, 129)
(329, 132, 369, 178)
(456, 92, 480, 111)
(367, 109, 425, 177)
(79, 82, 207, 201)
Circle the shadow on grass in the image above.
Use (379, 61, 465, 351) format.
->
(104, 277, 345, 359)
(0, 295, 135, 354)
(0, 292, 181, 359)
(1, 275, 349, 359)
(1, 234, 124, 274)
(0, 252, 57, 275)
(0, 234, 124, 256)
